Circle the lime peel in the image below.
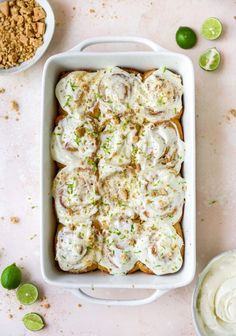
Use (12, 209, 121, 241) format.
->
(16, 283, 39, 305)
(1, 263, 22, 289)
(176, 26, 197, 49)
(22, 313, 45, 331)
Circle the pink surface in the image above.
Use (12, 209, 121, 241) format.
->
(0, 0, 235, 335)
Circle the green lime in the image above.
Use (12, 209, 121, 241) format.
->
(16, 283, 38, 305)
(201, 17, 222, 40)
(1, 263, 22, 289)
(22, 313, 45, 331)
(199, 47, 221, 71)
(175, 26, 197, 49)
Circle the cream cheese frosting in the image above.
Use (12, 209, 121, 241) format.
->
(52, 167, 100, 225)
(142, 68, 183, 122)
(135, 222, 183, 275)
(136, 121, 185, 175)
(56, 223, 96, 272)
(196, 252, 236, 336)
(51, 116, 98, 167)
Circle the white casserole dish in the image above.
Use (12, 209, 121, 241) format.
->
(41, 36, 196, 306)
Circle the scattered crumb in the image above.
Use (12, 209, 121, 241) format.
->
(208, 200, 217, 206)
(89, 8, 95, 13)
(0, 88, 5, 94)
(39, 296, 47, 302)
(201, 218, 204, 222)
(0, 216, 4, 220)
(229, 109, 236, 118)
(10, 216, 20, 224)
(72, 7, 76, 10)
(18, 305, 23, 310)
(41, 303, 50, 309)
(29, 233, 37, 240)
(234, 16, 236, 20)
(10, 100, 19, 112)
(56, 22, 60, 27)
(77, 304, 82, 308)
(9, 314, 13, 319)
(31, 205, 38, 209)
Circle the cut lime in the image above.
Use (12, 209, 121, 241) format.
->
(1, 263, 22, 289)
(16, 283, 38, 305)
(22, 313, 45, 331)
(199, 47, 221, 71)
(176, 26, 197, 49)
(201, 17, 222, 40)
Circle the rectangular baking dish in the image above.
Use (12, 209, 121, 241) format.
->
(41, 36, 196, 305)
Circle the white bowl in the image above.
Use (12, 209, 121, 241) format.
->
(192, 249, 236, 336)
(0, 0, 55, 76)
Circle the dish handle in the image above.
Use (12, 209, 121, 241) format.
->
(70, 288, 169, 306)
(69, 36, 166, 53)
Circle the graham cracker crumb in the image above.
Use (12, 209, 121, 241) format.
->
(77, 304, 82, 307)
(89, 8, 95, 13)
(10, 216, 20, 224)
(9, 314, 13, 319)
(10, 100, 19, 112)
(229, 109, 236, 118)
(0, 88, 6, 94)
(41, 303, 50, 309)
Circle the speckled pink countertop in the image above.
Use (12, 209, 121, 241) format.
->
(0, 0, 236, 335)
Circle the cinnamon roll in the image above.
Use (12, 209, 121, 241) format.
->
(52, 167, 100, 225)
(136, 222, 184, 275)
(142, 68, 183, 122)
(135, 119, 185, 175)
(51, 115, 98, 168)
(55, 223, 97, 273)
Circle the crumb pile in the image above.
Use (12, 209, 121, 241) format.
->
(0, 0, 46, 69)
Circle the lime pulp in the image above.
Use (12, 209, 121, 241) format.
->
(175, 26, 197, 49)
(22, 313, 45, 331)
(201, 17, 222, 40)
(16, 283, 39, 305)
(1, 263, 22, 289)
(199, 47, 221, 71)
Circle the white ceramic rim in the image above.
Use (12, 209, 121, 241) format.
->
(192, 249, 236, 335)
(41, 36, 196, 305)
(0, 0, 55, 76)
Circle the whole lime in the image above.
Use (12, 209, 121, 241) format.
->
(1, 263, 22, 289)
(176, 26, 197, 49)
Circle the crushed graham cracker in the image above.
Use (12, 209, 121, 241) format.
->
(229, 108, 236, 118)
(10, 216, 20, 224)
(0, 0, 46, 69)
(0, 88, 6, 94)
(10, 100, 19, 112)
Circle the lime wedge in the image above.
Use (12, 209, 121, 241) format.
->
(22, 313, 45, 331)
(16, 283, 38, 305)
(199, 48, 221, 71)
(176, 26, 197, 49)
(201, 17, 222, 40)
(1, 263, 22, 289)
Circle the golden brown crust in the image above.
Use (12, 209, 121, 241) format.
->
(97, 262, 139, 275)
(142, 69, 155, 81)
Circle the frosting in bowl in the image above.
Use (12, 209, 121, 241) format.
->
(196, 251, 236, 336)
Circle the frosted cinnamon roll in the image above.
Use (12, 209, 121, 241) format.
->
(98, 168, 140, 218)
(136, 222, 184, 275)
(142, 68, 183, 122)
(97, 215, 139, 275)
(135, 120, 185, 175)
(138, 170, 186, 226)
(97, 67, 143, 124)
(51, 116, 98, 168)
(97, 118, 139, 178)
(52, 167, 100, 225)
(55, 223, 97, 273)
(55, 71, 100, 119)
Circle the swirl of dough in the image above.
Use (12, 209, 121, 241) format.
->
(51, 116, 98, 168)
(97, 215, 138, 275)
(52, 167, 100, 225)
(138, 170, 186, 226)
(55, 71, 100, 119)
(135, 120, 185, 175)
(97, 67, 143, 124)
(142, 68, 183, 122)
(135, 222, 183, 275)
(55, 223, 97, 272)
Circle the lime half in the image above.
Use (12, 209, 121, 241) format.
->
(1, 263, 22, 289)
(201, 17, 222, 40)
(176, 26, 197, 49)
(17, 283, 38, 305)
(22, 313, 45, 331)
(199, 48, 221, 71)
